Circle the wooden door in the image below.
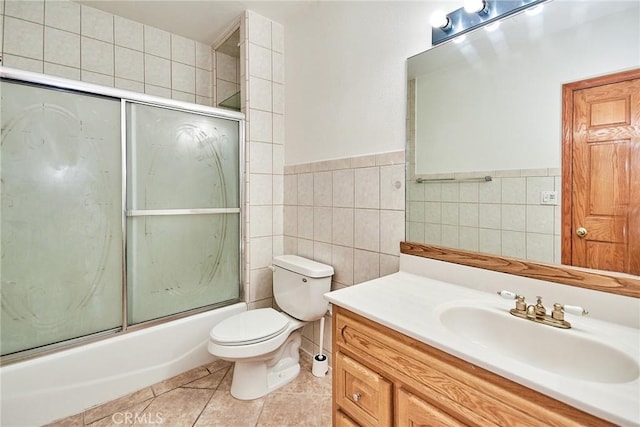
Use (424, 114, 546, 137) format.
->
(562, 69, 640, 275)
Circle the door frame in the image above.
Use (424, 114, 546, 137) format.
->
(561, 68, 640, 266)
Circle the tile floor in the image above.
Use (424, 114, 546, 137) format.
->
(46, 354, 332, 427)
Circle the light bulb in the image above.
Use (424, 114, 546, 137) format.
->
(464, 0, 487, 14)
(430, 10, 451, 30)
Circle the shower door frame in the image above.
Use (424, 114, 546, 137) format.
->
(0, 67, 245, 365)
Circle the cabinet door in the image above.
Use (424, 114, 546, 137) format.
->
(396, 388, 466, 427)
(335, 352, 393, 427)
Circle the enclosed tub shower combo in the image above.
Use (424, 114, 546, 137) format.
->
(0, 67, 245, 425)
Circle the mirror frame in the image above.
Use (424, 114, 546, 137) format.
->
(401, 242, 640, 298)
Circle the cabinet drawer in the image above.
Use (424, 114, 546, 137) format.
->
(335, 410, 360, 427)
(397, 388, 466, 427)
(335, 352, 392, 427)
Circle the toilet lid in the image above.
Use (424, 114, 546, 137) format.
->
(209, 308, 290, 346)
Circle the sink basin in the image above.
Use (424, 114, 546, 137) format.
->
(439, 305, 639, 384)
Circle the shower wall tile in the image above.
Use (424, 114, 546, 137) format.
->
(273, 145, 284, 175)
(247, 10, 271, 50)
(250, 206, 273, 238)
(195, 68, 211, 97)
(44, 62, 80, 80)
(273, 114, 284, 144)
(1, 0, 213, 106)
(272, 82, 283, 114)
(171, 62, 195, 93)
(115, 16, 143, 51)
(272, 51, 284, 84)
(250, 142, 273, 174)
(145, 84, 171, 99)
(249, 43, 271, 80)
(4, 16, 44, 59)
(272, 21, 284, 53)
(116, 77, 144, 93)
(44, 27, 80, 68)
(5, 0, 44, 24)
(145, 54, 171, 87)
(81, 69, 114, 87)
(81, 37, 113, 75)
(195, 43, 212, 71)
(170, 90, 194, 103)
(144, 26, 171, 58)
(115, 46, 144, 82)
(171, 34, 195, 66)
(250, 174, 273, 206)
(81, 5, 113, 43)
(248, 77, 272, 112)
(45, 0, 80, 33)
(2, 54, 43, 72)
(249, 109, 272, 142)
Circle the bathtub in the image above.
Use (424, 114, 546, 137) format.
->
(0, 302, 246, 426)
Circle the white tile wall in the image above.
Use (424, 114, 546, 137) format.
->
(283, 151, 405, 303)
(0, 0, 214, 107)
(407, 168, 561, 263)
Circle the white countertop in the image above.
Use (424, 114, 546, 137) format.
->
(325, 271, 640, 427)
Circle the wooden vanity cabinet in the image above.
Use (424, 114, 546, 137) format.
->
(332, 306, 612, 427)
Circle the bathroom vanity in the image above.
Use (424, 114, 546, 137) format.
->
(325, 251, 640, 426)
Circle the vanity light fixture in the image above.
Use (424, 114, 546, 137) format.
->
(464, 0, 488, 15)
(430, 0, 548, 46)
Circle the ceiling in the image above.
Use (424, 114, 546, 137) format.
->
(75, 1, 315, 46)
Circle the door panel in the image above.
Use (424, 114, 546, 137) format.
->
(567, 73, 640, 275)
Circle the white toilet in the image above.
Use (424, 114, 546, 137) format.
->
(207, 255, 334, 400)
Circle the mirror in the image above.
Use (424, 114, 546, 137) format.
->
(406, 0, 639, 271)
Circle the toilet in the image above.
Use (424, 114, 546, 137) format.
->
(207, 255, 334, 400)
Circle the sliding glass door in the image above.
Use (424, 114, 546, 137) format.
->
(126, 103, 240, 324)
(1, 81, 123, 355)
(1, 76, 242, 359)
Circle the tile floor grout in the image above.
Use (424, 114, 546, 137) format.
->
(46, 353, 332, 427)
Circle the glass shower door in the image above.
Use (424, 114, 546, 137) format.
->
(126, 103, 240, 324)
(0, 81, 123, 356)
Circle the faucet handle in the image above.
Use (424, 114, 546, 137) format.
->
(551, 303, 588, 321)
(497, 290, 518, 300)
(497, 290, 526, 312)
(562, 304, 589, 316)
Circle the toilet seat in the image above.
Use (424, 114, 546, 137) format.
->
(210, 308, 290, 346)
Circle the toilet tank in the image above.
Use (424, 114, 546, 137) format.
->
(272, 255, 334, 321)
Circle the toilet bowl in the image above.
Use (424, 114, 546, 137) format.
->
(207, 255, 334, 400)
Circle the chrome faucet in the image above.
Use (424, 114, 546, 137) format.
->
(497, 291, 588, 329)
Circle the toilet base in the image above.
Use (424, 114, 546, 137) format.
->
(230, 330, 302, 400)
